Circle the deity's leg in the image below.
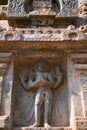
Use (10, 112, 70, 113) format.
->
(30, 88, 44, 127)
(44, 89, 53, 128)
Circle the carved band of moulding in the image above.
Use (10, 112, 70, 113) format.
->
(0, 29, 21, 41)
(19, 60, 63, 128)
(0, 25, 86, 41)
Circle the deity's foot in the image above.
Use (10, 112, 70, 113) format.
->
(30, 123, 40, 127)
(44, 123, 51, 128)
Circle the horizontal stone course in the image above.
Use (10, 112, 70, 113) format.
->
(13, 127, 72, 130)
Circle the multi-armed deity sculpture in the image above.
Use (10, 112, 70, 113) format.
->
(0, 0, 87, 130)
(20, 60, 63, 128)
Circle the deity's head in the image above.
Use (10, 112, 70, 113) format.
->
(36, 60, 45, 72)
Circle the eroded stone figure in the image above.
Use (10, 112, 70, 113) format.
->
(20, 61, 63, 128)
(26, 0, 60, 16)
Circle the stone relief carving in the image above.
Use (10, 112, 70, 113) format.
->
(70, 54, 87, 121)
(8, 0, 78, 17)
(8, 0, 57, 17)
(0, 0, 87, 130)
(77, 71, 87, 86)
(79, 25, 87, 33)
(77, 70, 87, 117)
(79, 0, 87, 17)
(0, 27, 20, 41)
(8, 0, 27, 17)
(29, 3, 56, 16)
(20, 60, 63, 127)
(29, 0, 56, 16)
(0, 63, 8, 115)
(0, 5, 7, 19)
(0, 25, 86, 41)
(62, 25, 85, 41)
(58, 0, 78, 16)
(0, 53, 14, 130)
(33, 0, 52, 8)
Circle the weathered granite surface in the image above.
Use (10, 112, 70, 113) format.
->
(0, 0, 87, 130)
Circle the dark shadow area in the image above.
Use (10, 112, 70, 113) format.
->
(24, 0, 33, 14)
(0, 0, 8, 5)
(52, 0, 60, 14)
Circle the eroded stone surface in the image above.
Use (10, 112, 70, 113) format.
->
(0, 24, 86, 41)
(79, 0, 87, 17)
(13, 57, 69, 128)
(19, 61, 63, 128)
(13, 127, 72, 130)
(8, 0, 78, 17)
(0, 1, 86, 130)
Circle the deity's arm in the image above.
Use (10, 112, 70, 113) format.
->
(54, 73, 63, 89)
(20, 74, 31, 91)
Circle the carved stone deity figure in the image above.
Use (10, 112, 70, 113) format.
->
(28, 0, 60, 16)
(33, 0, 52, 9)
(20, 61, 63, 128)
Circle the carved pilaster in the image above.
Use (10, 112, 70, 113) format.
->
(0, 63, 7, 115)
(0, 53, 14, 130)
(69, 54, 87, 130)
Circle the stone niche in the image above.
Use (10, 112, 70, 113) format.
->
(12, 52, 70, 130)
(0, 52, 87, 130)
